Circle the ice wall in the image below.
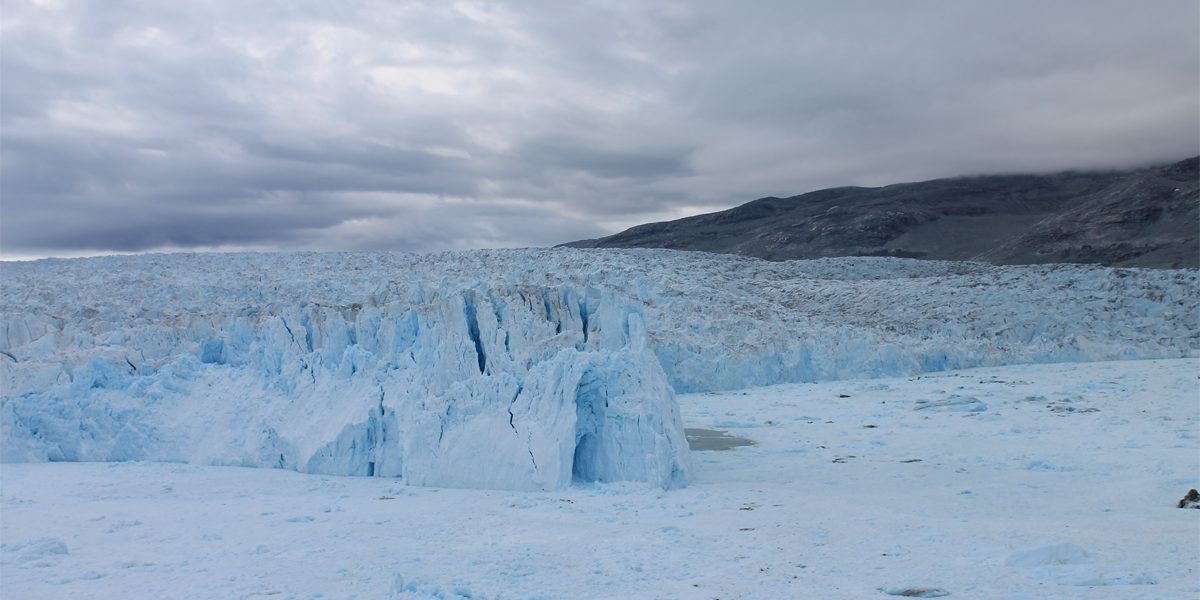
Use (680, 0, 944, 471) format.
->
(0, 283, 692, 491)
(2, 249, 1196, 488)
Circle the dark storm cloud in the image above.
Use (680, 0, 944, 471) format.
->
(2, 0, 1196, 258)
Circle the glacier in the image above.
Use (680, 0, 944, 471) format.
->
(1, 248, 1196, 490)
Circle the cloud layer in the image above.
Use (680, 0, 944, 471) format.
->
(3, 0, 1197, 258)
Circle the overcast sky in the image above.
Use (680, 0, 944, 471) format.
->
(2, 0, 1197, 260)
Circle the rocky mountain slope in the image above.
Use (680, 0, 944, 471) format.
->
(561, 157, 1199, 269)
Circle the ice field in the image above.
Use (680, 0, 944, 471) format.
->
(3, 359, 1197, 599)
(1, 249, 1197, 598)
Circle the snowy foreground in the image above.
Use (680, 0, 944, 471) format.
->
(1, 249, 1198, 597)
(3, 359, 1197, 600)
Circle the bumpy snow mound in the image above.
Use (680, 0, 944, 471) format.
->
(1, 249, 1196, 486)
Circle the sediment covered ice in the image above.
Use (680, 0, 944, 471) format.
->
(1, 248, 1195, 489)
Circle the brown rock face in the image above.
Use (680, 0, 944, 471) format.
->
(1179, 489, 1200, 509)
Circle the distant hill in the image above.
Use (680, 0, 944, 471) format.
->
(560, 157, 1199, 269)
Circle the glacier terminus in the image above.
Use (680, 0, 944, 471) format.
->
(2, 248, 1196, 491)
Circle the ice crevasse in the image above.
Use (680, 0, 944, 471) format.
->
(1, 249, 1196, 490)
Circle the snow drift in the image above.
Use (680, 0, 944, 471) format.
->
(2, 248, 1196, 490)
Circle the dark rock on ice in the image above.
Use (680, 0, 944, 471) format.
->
(1178, 489, 1200, 509)
(880, 586, 951, 597)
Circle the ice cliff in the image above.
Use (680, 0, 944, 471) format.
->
(2, 249, 1196, 490)
(1, 280, 691, 491)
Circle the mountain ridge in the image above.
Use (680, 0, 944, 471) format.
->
(560, 157, 1199, 269)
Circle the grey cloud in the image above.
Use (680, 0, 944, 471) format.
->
(513, 136, 694, 180)
(2, 0, 1196, 258)
(12, 205, 332, 252)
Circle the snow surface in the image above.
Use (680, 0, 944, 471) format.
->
(2, 359, 1196, 599)
(2, 250, 1196, 491)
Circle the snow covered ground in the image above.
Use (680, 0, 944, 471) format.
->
(2, 249, 1197, 597)
(3, 358, 1197, 600)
